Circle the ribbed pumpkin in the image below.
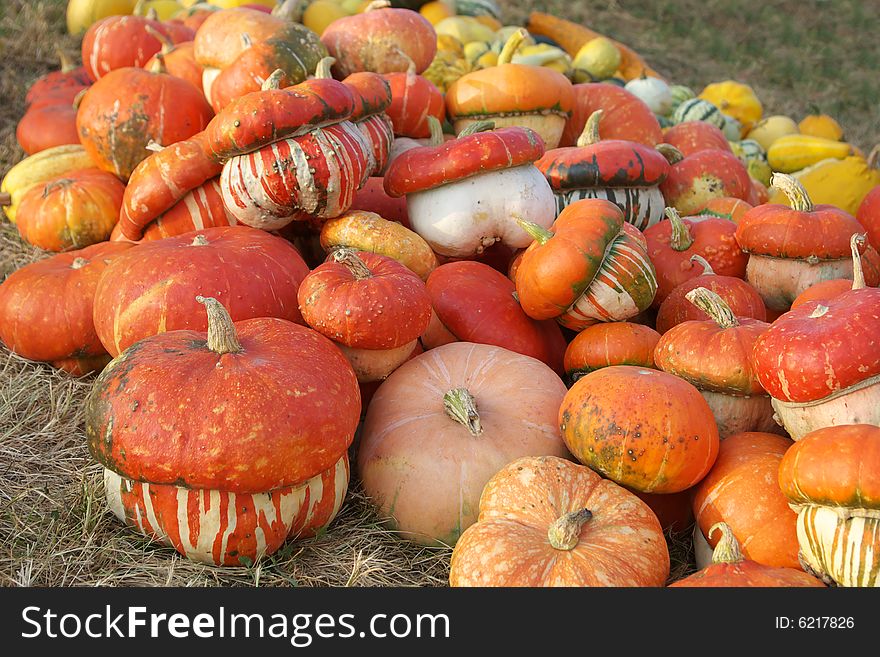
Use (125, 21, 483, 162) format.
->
(559, 365, 720, 493)
(25, 52, 90, 105)
(535, 110, 670, 229)
(76, 65, 213, 180)
(563, 322, 660, 383)
(449, 456, 670, 587)
(735, 173, 867, 311)
(92, 226, 310, 357)
(143, 35, 205, 93)
(423, 261, 566, 375)
(382, 60, 446, 138)
(692, 432, 799, 569)
(778, 424, 880, 586)
(662, 121, 731, 156)
(445, 29, 574, 149)
(670, 523, 824, 587)
(88, 297, 359, 565)
(561, 83, 663, 148)
(655, 255, 766, 334)
(660, 146, 752, 216)
(752, 284, 880, 440)
(514, 200, 657, 331)
(0, 241, 133, 374)
(644, 208, 747, 308)
(15, 168, 124, 252)
(358, 342, 570, 546)
(654, 287, 775, 438)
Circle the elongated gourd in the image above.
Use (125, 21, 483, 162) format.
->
(767, 134, 854, 173)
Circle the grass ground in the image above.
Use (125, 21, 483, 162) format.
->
(0, 0, 874, 586)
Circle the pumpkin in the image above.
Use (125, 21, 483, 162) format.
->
(745, 114, 799, 151)
(559, 365, 720, 493)
(670, 523, 824, 587)
(382, 60, 446, 138)
(143, 34, 205, 92)
(698, 80, 762, 136)
(88, 297, 359, 565)
(735, 173, 866, 311)
(767, 134, 855, 173)
(562, 83, 663, 148)
(67, 0, 138, 35)
(92, 226, 310, 357)
(798, 114, 844, 141)
(349, 177, 410, 227)
(535, 110, 670, 229)
(770, 150, 880, 217)
(631, 489, 694, 533)
(662, 121, 732, 156)
(14, 168, 124, 252)
(0, 145, 95, 224)
(653, 287, 775, 438)
(525, 12, 663, 81)
(25, 51, 91, 106)
(514, 199, 658, 330)
(672, 98, 726, 129)
(563, 322, 660, 383)
(358, 342, 570, 545)
(193, 5, 288, 73)
(655, 255, 766, 334)
(752, 284, 880, 440)
(0, 242, 133, 373)
(858, 177, 880, 251)
(446, 29, 574, 149)
(692, 432, 799, 569)
(337, 67, 395, 176)
(81, 15, 193, 80)
(384, 123, 554, 258)
(321, 2, 437, 77)
(644, 208, 747, 308)
(791, 234, 874, 308)
(659, 146, 752, 215)
(76, 65, 213, 181)
(423, 261, 566, 374)
(449, 455, 670, 586)
(319, 211, 437, 280)
(15, 102, 80, 155)
(778, 424, 880, 587)
(624, 75, 673, 116)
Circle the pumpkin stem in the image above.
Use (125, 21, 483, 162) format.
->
(665, 207, 694, 251)
(443, 387, 482, 436)
(498, 28, 529, 65)
(145, 7, 159, 21)
(191, 234, 210, 247)
(656, 143, 684, 165)
(576, 110, 603, 147)
(196, 296, 244, 355)
(70, 257, 88, 270)
(145, 140, 165, 153)
(0, 193, 11, 207)
(685, 287, 739, 328)
(56, 47, 75, 73)
(148, 51, 167, 75)
(364, 0, 391, 11)
(850, 234, 867, 290)
(41, 179, 72, 198)
(72, 88, 88, 110)
(809, 304, 830, 318)
(273, 0, 305, 22)
(144, 24, 174, 52)
(689, 254, 715, 275)
(262, 68, 285, 90)
(459, 120, 495, 137)
(516, 218, 554, 245)
(315, 56, 336, 79)
(547, 508, 592, 551)
(331, 248, 372, 280)
(426, 116, 444, 147)
(241, 32, 253, 50)
(708, 522, 744, 565)
(770, 173, 813, 212)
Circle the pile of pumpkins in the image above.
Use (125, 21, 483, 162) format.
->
(1, 0, 879, 587)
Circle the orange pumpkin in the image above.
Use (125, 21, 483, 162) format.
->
(563, 322, 660, 382)
(559, 365, 720, 493)
(449, 456, 670, 586)
(662, 121, 732, 156)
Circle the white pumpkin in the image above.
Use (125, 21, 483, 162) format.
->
(625, 76, 673, 116)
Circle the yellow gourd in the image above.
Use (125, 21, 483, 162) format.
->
(699, 80, 763, 136)
(572, 37, 621, 81)
(746, 115, 799, 151)
(768, 152, 880, 215)
(1, 145, 95, 223)
(767, 134, 854, 173)
(207, 0, 276, 7)
(302, 0, 349, 35)
(434, 16, 497, 44)
(420, 1, 455, 25)
(66, 0, 137, 35)
(798, 114, 845, 141)
(133, 0, 183, 19)
(436, 34, 465, 55)
(512, 44, 572, 75)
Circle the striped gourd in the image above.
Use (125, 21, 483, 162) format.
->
(559, 223, 658, 330)
(555, 186, 666, 231)
(795, 505, 880, 587)
(669, 84, 696, 113)
(455, 0, 502, 20)
(673, 98, 726, 129)
(104, 455, 350, 566)
(221, 121, 373, 231)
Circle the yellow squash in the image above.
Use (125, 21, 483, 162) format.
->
(798, 114, 844, 141)
(746, 115, 799, 151)
(302, 0, 350, 35)
(769, 154, 880, 215)
(133, 0, 183, 19)
(434, 16, 497, 44)
(767, 134, 855, 173)
(66, 0, 136, 35)
(1, 145, 95, 224)
(699, 80, 763, 136)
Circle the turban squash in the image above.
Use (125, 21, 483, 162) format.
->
(88, 297, 360, 565)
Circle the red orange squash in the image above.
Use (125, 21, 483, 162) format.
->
(16, 102, 80, 155)
(660, 147, 751, 216)
(561, 83, 663, 148)
(563, 322, 660, 382)
(662, 121, 731, 156)
(382, 60, 445, 138)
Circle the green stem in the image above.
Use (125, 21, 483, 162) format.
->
(656, 143, 684, 165)
(576, 110, 603, 147)
(708, 522, 744, 565)
(443, 388, 482, 436)
(315, 56, 335, 79)
(516, 218, 554, 245)
(665, 207, 694, 251)
(685, 287, 739, 328)
(459, 120, 496, 137)
(498, 28, 528, 65)
(262, 68, 285, 90)
(427, 116, 444, 147)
